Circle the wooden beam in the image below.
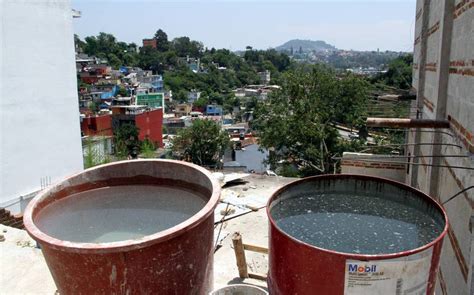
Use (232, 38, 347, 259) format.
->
(243, 243, 269, 254)
(232, 232, 249, 278)
(248, 272, 268, 281)
(366, 118, 450, 129)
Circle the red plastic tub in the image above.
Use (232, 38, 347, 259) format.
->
(24, 160, 220, 294)
(267, 174, 448, 295)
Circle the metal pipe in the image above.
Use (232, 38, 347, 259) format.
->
(366, 118, 450, 128)
(442, 186, 474, 205)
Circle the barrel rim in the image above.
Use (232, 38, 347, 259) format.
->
(266, 174, 449, 260)
(23, 159, 221, 254)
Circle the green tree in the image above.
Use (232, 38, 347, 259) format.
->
(114, 124, 141, 159)
(253, 65, 369, 176)
(154, 29, 170, 52)
(171, 37, 204, 57)
(373, 54, 413, 90)
(89, 101, 99, 114)
(172, 119, 230, 166)
(193, 96, 209, 108)
(117, 86, 128, 97)
(140, 138, 156, 158)
(335, 73, 370, 129)
(139, 46, 166, 74)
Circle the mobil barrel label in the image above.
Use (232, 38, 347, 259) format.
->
(344, 248, 433, 295)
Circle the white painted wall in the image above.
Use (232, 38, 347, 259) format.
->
(0, 0, 83, 213)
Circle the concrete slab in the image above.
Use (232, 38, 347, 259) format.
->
(213, 175, 296, 291)
(0, 224, 57, 294)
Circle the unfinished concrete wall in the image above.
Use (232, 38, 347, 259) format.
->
(409, 1, 473, 294)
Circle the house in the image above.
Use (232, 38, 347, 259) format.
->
(188, 90, 201, 103)
(163, 117, 186, 134)
(206, 105, 223, 116)
(142, 38, 157, 49)
(164, 90, 173, 102)
(111, 106, 163, 147)
(225, 137, 269, 173)
(80, 114, 113, 137)
(137, 74, 164, 92)
(175, 104, 192, 117)
(182, 56, 201, 73)
(258, 70, 271, 84)
(136, 93, 165, 110)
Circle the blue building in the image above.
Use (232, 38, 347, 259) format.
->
(138, 75, 163, 92)
(206, 105, 223, 116)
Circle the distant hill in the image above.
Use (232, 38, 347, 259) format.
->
(276, 39, 337, 52)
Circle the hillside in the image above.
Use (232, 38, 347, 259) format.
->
(276, 39, 337, 52)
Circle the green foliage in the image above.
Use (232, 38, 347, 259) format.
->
(253, 65, 370, 176)
(117, 86, 128, 97)
(78, 32, 139, 69)
(114, 124, 141, 159)
(335, 73, 370, 128)
(154, 29, 170, 52)
(172, 119, 230, 166)
(372, 54, 413, 90)
(140, 138, 156, 158)
(76, 30, 295, 98)
(83, 137, 111, 169)
(89, 101, 99, 113)
(171, 36, 204, 57)
(193, 96, 209, 108)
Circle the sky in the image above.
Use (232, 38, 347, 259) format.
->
(72, 0, 417, 52)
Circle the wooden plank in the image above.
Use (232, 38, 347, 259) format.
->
(248, 272, 267, 281)
(243, 243, 269, 254)
(232, 232, 249, 278)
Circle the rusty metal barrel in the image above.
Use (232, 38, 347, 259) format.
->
(267, 174, 448, 295)
(24, 160, 220, 294)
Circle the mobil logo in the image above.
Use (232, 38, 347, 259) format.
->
(348, 263, 377, 273)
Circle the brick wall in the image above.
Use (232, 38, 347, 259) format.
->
(341, 153, 406, 183)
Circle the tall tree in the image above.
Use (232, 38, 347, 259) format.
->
(172, 37, 204, 57)
(114, 124, 141, 159)
(172, 119, 230, 166)
(372, 54, 413, 90)
(253, 65, 369, 176)
(154, 29, 170, 52)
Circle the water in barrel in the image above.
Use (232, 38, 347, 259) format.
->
(270, 188, 444, 255)
(35, 185, 207, 243)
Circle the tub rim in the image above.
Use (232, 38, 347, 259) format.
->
(23, 159, 221, 254)
(266, 173, 449, 260)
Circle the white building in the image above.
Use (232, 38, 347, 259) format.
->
(0, 0, 84, 213)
